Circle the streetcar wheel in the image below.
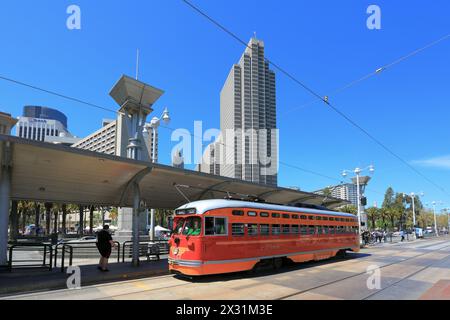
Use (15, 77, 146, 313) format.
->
(273, 258, 283, 269)
(336, 250, 347, 258)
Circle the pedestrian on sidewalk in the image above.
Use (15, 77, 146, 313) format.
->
(96, 225, 115, 272)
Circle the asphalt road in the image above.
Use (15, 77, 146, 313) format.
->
(3, 237, 450, 300)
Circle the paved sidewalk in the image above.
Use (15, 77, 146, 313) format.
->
(0, 259, 169, 297)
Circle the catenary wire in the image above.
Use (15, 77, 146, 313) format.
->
(181, 0, 450, 198)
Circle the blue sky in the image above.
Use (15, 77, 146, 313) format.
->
(0, 0, 449, 210)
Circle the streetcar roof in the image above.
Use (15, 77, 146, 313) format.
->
(175, 199, 356, 217)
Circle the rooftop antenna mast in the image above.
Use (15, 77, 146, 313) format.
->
(136, 49, 140, 80)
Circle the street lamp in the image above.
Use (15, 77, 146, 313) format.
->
(402, 191, 424, 237)
(430, 201, 443, 237)
(342, 164, 375, 240)
(143, 108, 170, 241)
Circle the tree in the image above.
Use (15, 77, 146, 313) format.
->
(366, 207, 380, 230)
(382, 187, 395, 209)
(338, 205, 357, 215)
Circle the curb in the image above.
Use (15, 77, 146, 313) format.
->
(0, 267, 170, 297)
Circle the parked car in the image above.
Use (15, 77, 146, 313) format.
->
(67, 236, 97, 243)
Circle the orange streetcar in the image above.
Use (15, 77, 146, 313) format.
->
(168, 199, 360, 276)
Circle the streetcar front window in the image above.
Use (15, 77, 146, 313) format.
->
(182, 217, 202, 236)
(173, 218, 185, 235)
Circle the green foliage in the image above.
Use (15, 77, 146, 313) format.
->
(338, 205, 357, 215)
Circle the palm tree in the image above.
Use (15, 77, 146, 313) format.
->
(366, 207, 380, 230)
(338, 205, 357, 215)
(18, 201, 34, 235)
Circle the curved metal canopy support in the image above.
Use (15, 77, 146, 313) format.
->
(118, 167, 152, 207)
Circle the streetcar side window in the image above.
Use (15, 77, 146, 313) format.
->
(292, 214, 299, 219)
(308, 216, 314, 220)
(300, 225, 308, 235)
(260, 224, 270, 235)
(248, 223, 258, 236)
(282, 213, 290, 219)
(282, 224, 290, 234)
(260, 212, 269, 217)
(329, 226, 335, 234)
(329, 217, 334, 221)
(300, 215, 307, 220)
(308, 225, 316, 235)
(231, 223, 245, 236)
(272, 213, 281, 218)
(205, 217, 227, 236)
(291, 225, 299, 234)
(272, 224, 281, 235)
(247, 211, 257, 217)
(316, 216, 322, 221)
(323, 217, 329, 221)
(232, 210, 244, 216)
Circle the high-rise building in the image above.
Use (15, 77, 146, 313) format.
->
(315, 183, 362, 207)
(202, 37, 278, 186)
(15, 106, 78, 144)
(72, 118, 157, 160)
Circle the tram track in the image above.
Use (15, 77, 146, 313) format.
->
(104, 240, 450, 300)
(275, 242, 450, 300)
(6, 239, 450, 300)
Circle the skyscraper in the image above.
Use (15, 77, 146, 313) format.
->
(203, 37, 278, 186)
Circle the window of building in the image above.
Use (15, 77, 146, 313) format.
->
(248, 224, 258, 236)
(272, 224, 280, 235)
(205, 217, 227, 235)
(231, 223, 245, 236)
(260, 224, 269, 235)
(232, 210, 244, 216)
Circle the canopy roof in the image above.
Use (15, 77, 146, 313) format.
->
(0, 135, 348, 210)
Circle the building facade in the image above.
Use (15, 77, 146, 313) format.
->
(0, 111, 18, 135)
(315, 183, 361, 207)
(72, 118, 157, 161)
(202, 37, 278, 186)
(15, 106, 78, 144)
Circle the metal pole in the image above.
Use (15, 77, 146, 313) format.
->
(132, 182, 140, 267)
(355, 171, 362, 239)
(411, 194, 416, 240)
(0, 143, 12, 266)
(433, 203, 439, 237)
(149, 126, 157, 241)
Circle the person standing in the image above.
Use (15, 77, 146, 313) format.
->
(96, 225, 115, 272)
